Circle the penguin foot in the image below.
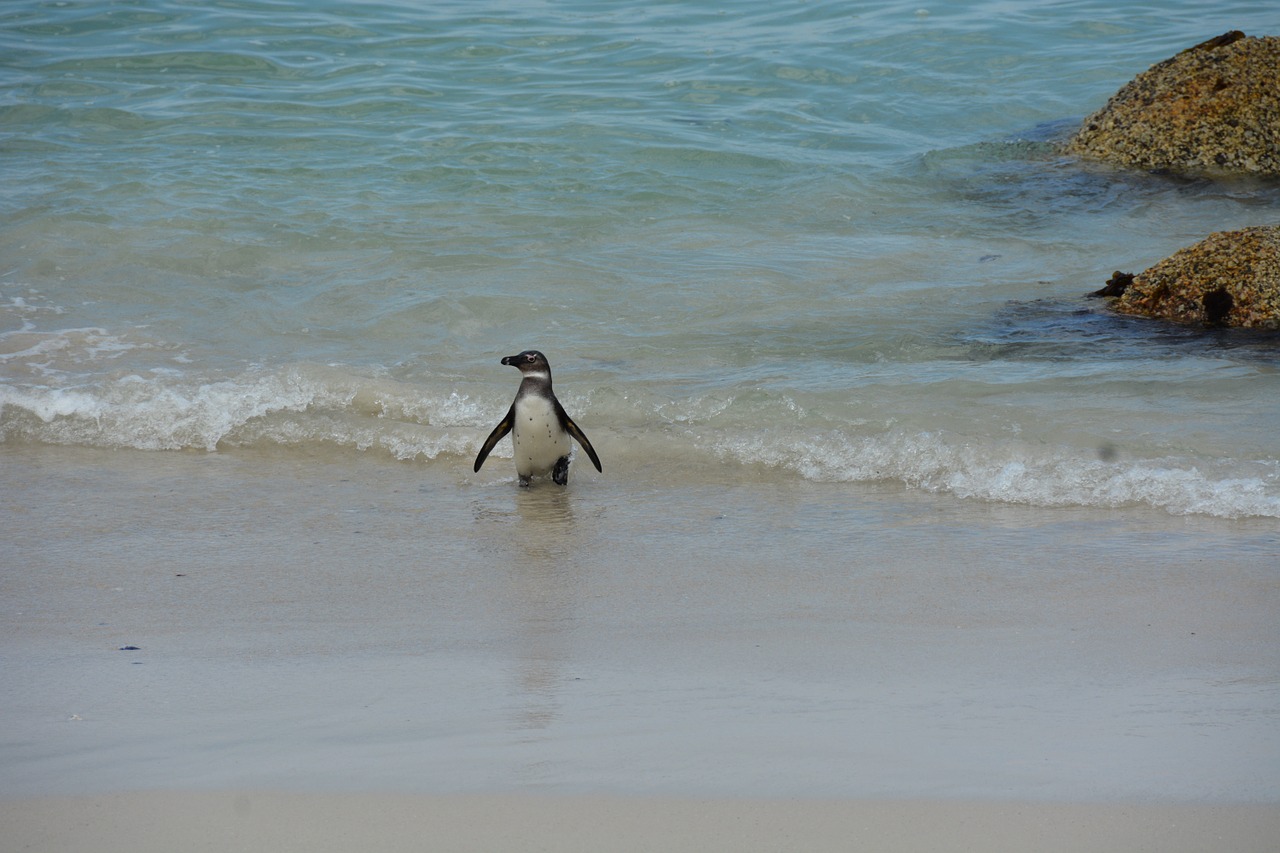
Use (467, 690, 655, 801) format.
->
(518, 475, 531, 488)
(552, 456, 570, 485)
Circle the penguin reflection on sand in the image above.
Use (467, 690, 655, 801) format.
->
(474, 350, 602, 486)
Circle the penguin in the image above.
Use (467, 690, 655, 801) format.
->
(473, 350, 603, 486)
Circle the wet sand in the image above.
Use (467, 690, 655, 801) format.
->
(3, 791, 1278, 853)
(2, 445, 1277, 849)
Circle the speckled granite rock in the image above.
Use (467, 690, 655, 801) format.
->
(1066, 32, 1280, 175)
(1094, 225, 1280, 329)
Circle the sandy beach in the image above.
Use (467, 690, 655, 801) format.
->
(3, 791, 1278, 853)
(2, 444, 1278, 851)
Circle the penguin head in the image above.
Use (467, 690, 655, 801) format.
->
(501, 350, 550, 372)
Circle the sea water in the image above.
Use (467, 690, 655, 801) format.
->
(2, 0, 1279, 517)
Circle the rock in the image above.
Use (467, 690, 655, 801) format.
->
(1089, 271, 1134, 299)
(1099, 225, 1280, 329)
(1065, 32, 1280, 175)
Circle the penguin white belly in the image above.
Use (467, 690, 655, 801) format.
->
(510, 395, 570, 477)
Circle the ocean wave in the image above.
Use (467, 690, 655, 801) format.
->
(3, 363, 1277, 519)
(0, 364, 484, 458)
(715, 430, 1280, 519)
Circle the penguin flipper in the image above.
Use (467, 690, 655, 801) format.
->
(557, 404, 602, 473)
(473, 406, 515, 473)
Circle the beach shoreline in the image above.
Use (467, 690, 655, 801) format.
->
(3, 791, 1278, 853)
(3, 444, 1277, 840)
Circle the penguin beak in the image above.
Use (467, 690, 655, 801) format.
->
(501, 355, 519, 366)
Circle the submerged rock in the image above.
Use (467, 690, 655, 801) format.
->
(1090, 271, 1134, 299)
(1096, 225, 1280, 329)
(1065, 32, 1280, 176)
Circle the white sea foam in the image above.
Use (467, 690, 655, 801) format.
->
(0, 364, 490, 461)
(0, 320, 174, 381)
(714, 430, 1280, 519)
(4, 365, 1277, 518)
(2, 368, 326, 451)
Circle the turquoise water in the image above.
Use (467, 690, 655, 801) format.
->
(2, 0, 1279, 516)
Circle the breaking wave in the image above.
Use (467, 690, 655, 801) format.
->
(715, 430, 1280, 519)
(3, 360, 1277, 520)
